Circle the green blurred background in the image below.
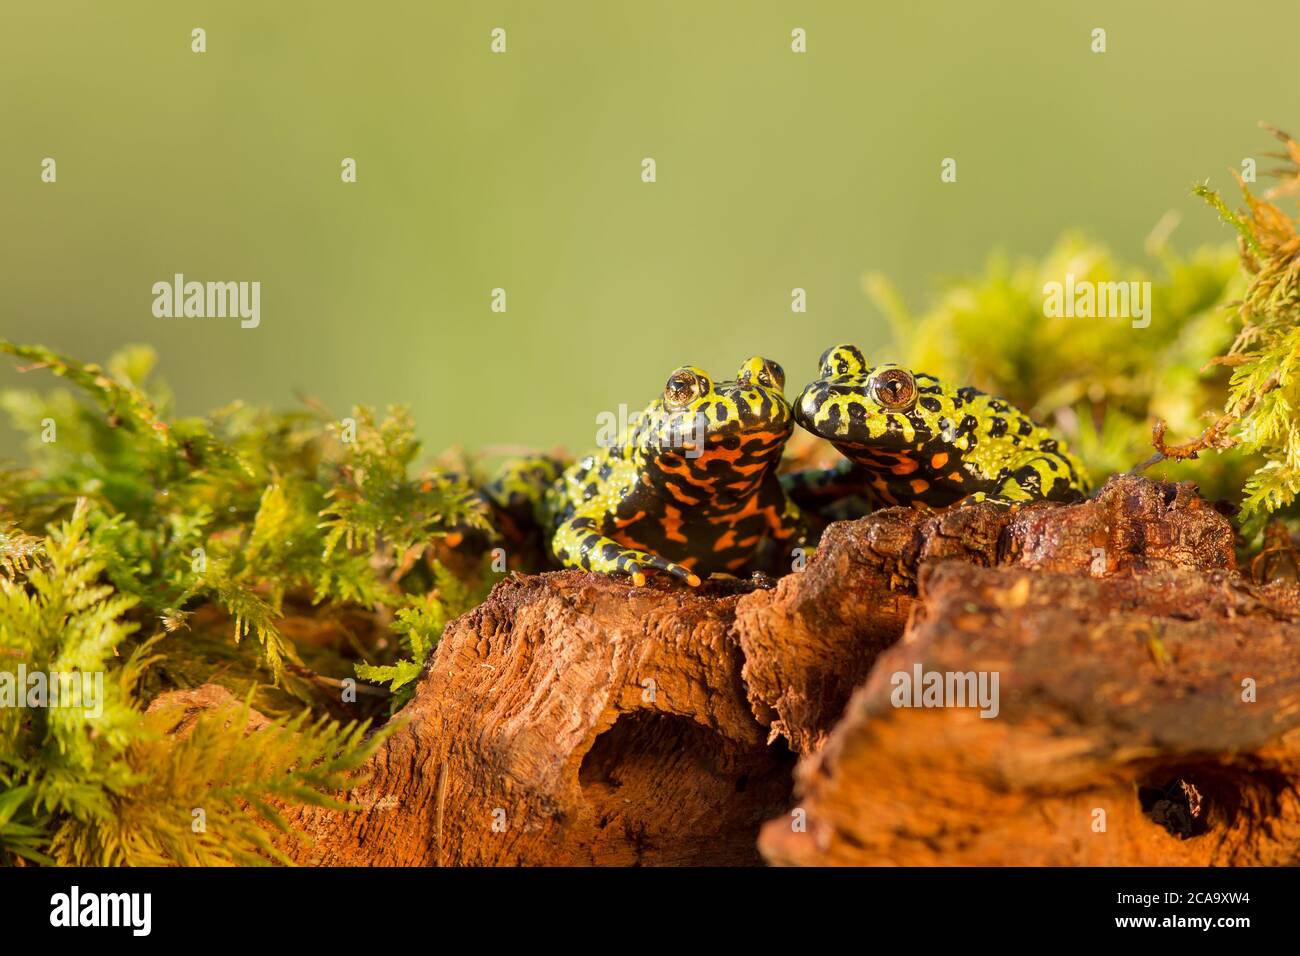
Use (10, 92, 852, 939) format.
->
(2, 0, 1297, 458)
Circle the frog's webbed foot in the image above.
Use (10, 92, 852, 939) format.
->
(624, 551, 701, 587)
(553, 517, 701, 587)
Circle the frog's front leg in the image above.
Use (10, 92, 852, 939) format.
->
(551, 511, 701, 587)
(979, 451, 1089, 507)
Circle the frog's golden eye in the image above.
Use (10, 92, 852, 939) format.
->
(872, 368, 917, 410)
(664, 369, 706, 409)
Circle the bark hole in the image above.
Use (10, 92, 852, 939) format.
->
(576, 711, 795, 865)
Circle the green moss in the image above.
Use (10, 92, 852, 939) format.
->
(0, 340, 489, 865)
(1188, 128, 1300, 532)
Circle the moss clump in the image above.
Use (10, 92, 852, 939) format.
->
(0, 340, 492, 864)
(1167, 126, 1300, 533)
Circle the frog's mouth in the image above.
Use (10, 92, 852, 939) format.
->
(796, 381, 934, 450)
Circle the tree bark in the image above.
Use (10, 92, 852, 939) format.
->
(758, 561, 1300, 865)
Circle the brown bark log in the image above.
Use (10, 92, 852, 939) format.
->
(758, 561, 1300, 865)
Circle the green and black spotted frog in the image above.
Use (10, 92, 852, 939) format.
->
(788, 344, 1089, 508)
(489, 356, 808, 585)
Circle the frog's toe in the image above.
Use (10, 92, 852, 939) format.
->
(953, 492, 1014, 510)
(638, 554, 701, 586)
